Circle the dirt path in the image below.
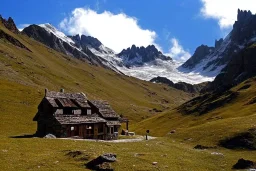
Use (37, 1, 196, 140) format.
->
(59, 136, 156, 143)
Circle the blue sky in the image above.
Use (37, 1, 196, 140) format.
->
(1, 0, 255, 60)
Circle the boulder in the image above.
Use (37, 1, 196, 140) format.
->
(86, 153, 116, 170)
(233, 158, 255, 169)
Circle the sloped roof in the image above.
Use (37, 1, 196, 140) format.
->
(56, 98, 77, 108)
(44, 90, 90, 108)
(46, 90, 87, 100)
(89, 100, 119, 118)
(55, 114, 106, 124)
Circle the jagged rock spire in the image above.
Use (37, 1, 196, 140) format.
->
(0, 15, 19, 34)
(237, 9, 253, 21)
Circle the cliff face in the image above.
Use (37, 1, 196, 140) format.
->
(203, 45, 256, 92)
(232, 9, 256, 44)
(180, 10, 256, 77)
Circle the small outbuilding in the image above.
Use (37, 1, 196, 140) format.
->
(33, 89, 122, 140)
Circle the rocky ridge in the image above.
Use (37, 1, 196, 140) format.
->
(118, 45, 172, 67)
(150, 76, 208, 93)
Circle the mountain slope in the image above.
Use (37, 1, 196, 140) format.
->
(1, 15, 256, 171)
(22, 23, 214, 84)
(0, 16, 192, 127)
(22, 24, 120, 71)
(133, 76, 256, 147)
(180, 9, 256, 77)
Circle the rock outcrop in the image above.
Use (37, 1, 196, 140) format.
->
(86, 153, 116, 171)
(181, 45, 214, 69)
(150, 76, 208, 93)
(233, 158, 255, 170)
(0, 15, 19, 34)
(203, 45, 256, 92)
(219, 128, 256, 150)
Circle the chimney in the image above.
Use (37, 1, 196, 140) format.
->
(45, 88, 48, 97)
(60, 88, 65, 93)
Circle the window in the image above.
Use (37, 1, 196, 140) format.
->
(87, 109, 91, 115)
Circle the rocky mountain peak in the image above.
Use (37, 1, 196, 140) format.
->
(118, 44, 172, 66)
(232, 9, 256, 43)
(68, 34, 102, 51)
(237, 9, 253, 21)
(181, 44, 214, 69)
(0, 15, 19, 34)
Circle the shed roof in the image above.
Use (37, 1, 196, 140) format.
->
(89, 100, 119, 118)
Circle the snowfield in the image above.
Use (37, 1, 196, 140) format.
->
(38, 23, 217, 85)
(116, 59, 214, 84)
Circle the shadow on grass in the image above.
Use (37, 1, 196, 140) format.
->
(10, 134, 37, 138)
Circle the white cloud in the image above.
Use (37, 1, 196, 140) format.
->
(167, 38, 191, 62)
(200, 0, 256, 29)
(59, 8, 157, 53)
(18, 24, 30, 31)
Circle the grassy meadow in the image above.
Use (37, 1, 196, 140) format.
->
(0, 21, 256, 170)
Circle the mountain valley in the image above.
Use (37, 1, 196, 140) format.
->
(0, 8, 256, 171)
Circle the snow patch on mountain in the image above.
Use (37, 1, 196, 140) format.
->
(116, 59, 214, 84)
(39, 23, 75, 45)
(88, 45, 123, 67)
(179, 33, 232, 77)
(37, 23, 214, 84)
(119, 53, 143, 66)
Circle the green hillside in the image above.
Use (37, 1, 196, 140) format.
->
(1, 20, 256, 170)
(0, 21, 192, 130)
(133, 77, 256, 146)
